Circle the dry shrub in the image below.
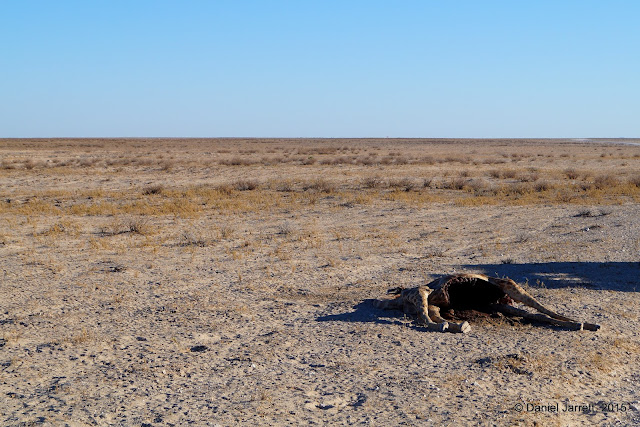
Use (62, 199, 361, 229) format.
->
(124, 218, 150, 234)
(143, 185, 164, 195)
(489, 168, 518, 179)
(579, 182, 594, 191)
(271, 155, 286, 164)
(180, 231, 207, 247)
(319, 155, 357, 165)
(289, 156, 305, 164)
(102, 217, 151, 235)
(81, 158, 102, 167)
(628, 175, 640, 188)
(593, 174, 618, 189)
(275, 180, 295, 192)
(259, 156, 276, 165)
(41, 221, 76, 236)
(421, 155, 435, 165)
(160, 160, 175, 171)
(533, 181, 552, 192)
(504, 182, 533, 196)
(13, 198, 61, 215)
(442, 177, 466, 190)
(215, 184, 234, 195)
(483, 158, 507, 165)
(301, 156, 317, 165)
(276, 222, 293, 236)
(442, 156, 457, 163)
(517, 172, 539, 182)
(441, 155, 471, 164)
(378, 155, 408, 165)
(219, 225, 234, 239)
(555, 190, 575, 203)
(70, 328, 93, 344)
(233, 180, 259, 191)
(454, 195, 498, 206)
(136, 158, 154, 166)
(388, 178, 414, 191)
(220, 157, 254, 166)
(465, 179, 491, 195)
(502, 169, 517, 179)
(362, 176, 383, 189)
(298, 146, 338, 156)
(354, 156, 375, 166)
(564, 168, 579, 179)
(1, 159, 19, 169)
(422, 177, 434, 188)
(303, 179, 335, 193)
(394, 156, 409, 165)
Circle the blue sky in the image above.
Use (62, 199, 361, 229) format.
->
(2, 1, 639, 137)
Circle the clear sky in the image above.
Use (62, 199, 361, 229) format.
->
(2, 1, 639, 138)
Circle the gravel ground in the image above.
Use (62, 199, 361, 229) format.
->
(1, 139, 639, 426)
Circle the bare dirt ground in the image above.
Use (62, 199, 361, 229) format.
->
(1, 138, 640, 426)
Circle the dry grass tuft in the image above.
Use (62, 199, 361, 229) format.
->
(142, 185, 164, 195)
(593, 174, 618, 189)
(533, 181, 552, 192)
(180, 230, 208, 247)
(361, 176, 384, 189)
(388, 178, 415, 192)
(303, 179, 335, 193)
(101, 217, 152, 236)
(628, 175, 640, 188)
(274, 180, 295, 192)
(233, 180, 259, 191)
(442, 177, 466, 190)
(564, 168, 580, 179)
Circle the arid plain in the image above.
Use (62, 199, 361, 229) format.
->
(1, 138, 640, 426)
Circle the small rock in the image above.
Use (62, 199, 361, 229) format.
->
(317, 403, 334, 410)
(190, 345, 208, 352)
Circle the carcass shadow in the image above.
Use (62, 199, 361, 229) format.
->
(316, 300, 442, 332)
(461, 261, 639, 292)
(316, 300, 401, 326)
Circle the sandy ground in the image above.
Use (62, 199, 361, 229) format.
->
(1, 138, 640, 426)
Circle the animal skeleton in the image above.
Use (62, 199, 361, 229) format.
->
(375, 273, 601, 333)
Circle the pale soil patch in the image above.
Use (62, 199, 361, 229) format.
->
(1, 138, 639, 426)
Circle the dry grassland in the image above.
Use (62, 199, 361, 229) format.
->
(1, 138, 640, 425)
